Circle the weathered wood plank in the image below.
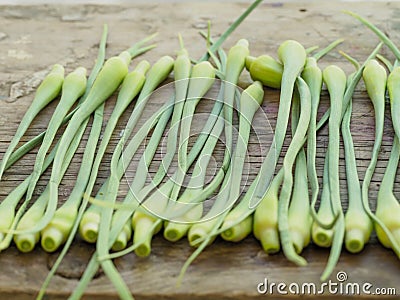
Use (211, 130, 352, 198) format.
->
(0, 2, 399, 299)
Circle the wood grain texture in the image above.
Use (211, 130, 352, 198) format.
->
(0, 2, 399, 299)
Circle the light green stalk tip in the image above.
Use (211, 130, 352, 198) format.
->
(278, 40, 307, 67)
(14, 233, 39, 253)
(388, 67, 400, 98)
(221, 216, 252, 242)
(72, 66, 87, 77)
(132, 212, 161, 257)
(158, 55, 175, 67)
(79, 211, 100, 243)
(135, 243, 151, 257)
(363, 60, 387, 95)
(41, 227, 64, 252)
(229, 38, 250, 61)
(164, 227, 180, 242)
(177, 47, 189, 58)
(178, 33, 185, 49)
(291, 230, 306, 254)
(188, 225, 214, 248)
(245, 56, 256, 70)
(134, 60, 151, 75)
(224, 38, 249, 84)
(164, 222, 190, 242)
(118, 51, 132, 66)
(243, 80, 264, 105)
(253, 180, 280, 254)
(323, 65, 347, 87)
(375, 202, 400, 249)
(112, 232, 129, 252)
(142, 55, 175, 91)
(312, 223, 333, 248)
(344, 211, 372, 253)
(51, 64, 65, 77)
(35, 64, 65, 97)
(345, 229, 365, 253)
(192, 61, 216, 79)
(288, 210, 311, 254)
(249, 55, 283, 89)
(112, 221, 132, 251)
(81, 225, 98, 243)
(236, 38, 249, 48)
(305, 57, 318, 69)
(259, 229, 280, 254)
(188, 232, 202, 248)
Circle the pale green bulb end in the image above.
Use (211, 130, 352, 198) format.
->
(134, 60, 151, 75)
(41, 227, 65, 253)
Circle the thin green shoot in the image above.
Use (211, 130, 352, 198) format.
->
(0, 64, 65, 181)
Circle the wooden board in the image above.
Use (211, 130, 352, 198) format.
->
(0, 2, 399, 299)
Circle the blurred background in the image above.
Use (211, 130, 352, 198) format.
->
(0, 0, 395, 4)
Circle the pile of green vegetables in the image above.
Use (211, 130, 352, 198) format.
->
(0, 0, 400, 298)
